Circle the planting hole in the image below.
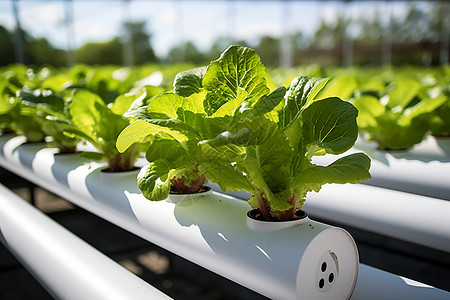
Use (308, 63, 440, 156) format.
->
(329, 273, 334, 283)
(319, 278, 325, 289)
(321, 262, 327, 272)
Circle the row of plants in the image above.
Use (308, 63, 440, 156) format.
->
(0, 45, 374, 222)
(0, 63, 174, 171)
(117, 46, 372, 221)
(1, 46, 448, 220)
(2, 61, 448, 152)
(260, 65, 450, 150)
(312, 66, 450, 150)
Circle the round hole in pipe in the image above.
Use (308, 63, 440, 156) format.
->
(319, 278, 325, 289)
(321, 262, 327, 272)
(329, 272, 334, 283)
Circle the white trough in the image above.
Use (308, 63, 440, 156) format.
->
(351, 135, 450, 200)
(210, 181, 450, 254)
(0, 183, 170, 300)
(0, 134, 448, 299)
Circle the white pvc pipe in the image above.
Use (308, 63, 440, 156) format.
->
(354, 264, 449, 300)
(0, 136, 359, 300)
(355, 135, 450, 159)
(303, 184, 450, 253)
(0, 134, 448, 299)
(207, 181, 450, 253)
(352, 136, 450, 200)
(0, 183, 170, 300)
(361, 154, 450, 201)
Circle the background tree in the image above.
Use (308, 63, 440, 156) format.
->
(256, 36, 280, 67)
(0, 25, 15, 66)
(76, 38, 123, 65)
(166, 41, 206, 65)
(28, 38, 66, 66)
(123, 21, 157, 64)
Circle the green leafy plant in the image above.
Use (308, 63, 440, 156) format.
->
(0, 66, 50, 142)
(65, 65, 135, 104)
(117, 93, 211, 199)
(200, 78, 371, 221)
(354, 76, 447, 150)
(0, 98, 47, 143)
(64, 89, 145, 171)
(16, 88, 80, 152)
(0, 80, 21, 135)
(117, 45, 371, 221)
(427, 74, 450, 137)
(1, 66, 82, 150)
(431, 100, 450, 137)
(117, 45, 282, 199)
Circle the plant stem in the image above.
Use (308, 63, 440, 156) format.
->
(58, 145, 77, 154)
(170, 165, 206, 194)
(278, 194, 296, 221)
(257, 193, 296, 221)
(107, 146, 137, 172)
(256, 192, 272, 220)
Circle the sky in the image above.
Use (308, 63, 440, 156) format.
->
(0, 0, 431, 58)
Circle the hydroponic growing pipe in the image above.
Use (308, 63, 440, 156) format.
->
(0, 183, 170, 300)
(207, 182, 450, 253)
(352, 136, 450, 200)
(0, 134, 448, 299)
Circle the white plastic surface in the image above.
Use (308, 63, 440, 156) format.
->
(208, 181, 450, 253)
(166, 187, 212, 203)
(304, 183, 450, 253)
(0, 135, 359, 300)
(350, 136, 450, 200)
(0, 134, 448, 299)
(295, 227, 359, 300)
(353, 264, 449, 300)
(0, 183, 170, 300)
(355, 135, 450, 159)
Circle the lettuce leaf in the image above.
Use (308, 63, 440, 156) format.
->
(66, 89, 140, 170)
(116, 119, 185, 153)
(173, 67, 206, 97)
(202, 45, 270, 115)
(301, 97, 358, 156)
(291, 153, 371, 196)
(354, 76, 447, 150)
(201, 76, 370, 218)
(279, 76, 330, 128)
(69, 90, 130, 154)
(137, 160, 174, 201)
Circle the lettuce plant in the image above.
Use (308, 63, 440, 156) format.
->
(1, 66, 79, 150)
(117, 45, 278, 199)
(0, 99, 47, 143)
(117, 45, 371, 221)
(64, 89, 144, 171)
(354, 77, 447, 150)
(15, 88, 81, 153)
(0, 81, 21, 135)
(200, 79, 371, 221)
(117, 92, 212, 199)
(0, 68, 48, 142)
